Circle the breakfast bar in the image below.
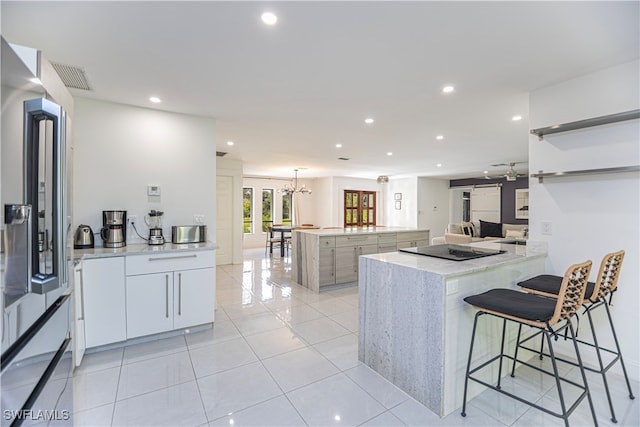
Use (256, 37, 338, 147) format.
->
(358, 241, 547, 417)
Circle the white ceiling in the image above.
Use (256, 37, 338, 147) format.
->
(2, 1, 638, 180)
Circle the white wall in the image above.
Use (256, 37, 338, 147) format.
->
(311, 177, 335, 228)
(529, 60, 640, 380)
(73, 98, 217, 246)
(417, 177, 449, 237)
(385, 177, 418, 227)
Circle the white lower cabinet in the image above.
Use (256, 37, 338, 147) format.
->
(126, 272, 175, 338)
(82, 257, 127, 348)
(125, 250, 216, 339)
(126, 269, 216, 338)
(173, 268, 215, 329)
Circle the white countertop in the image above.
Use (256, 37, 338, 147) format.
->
(293, 226, 429, 236)
(74, 241, 218, 261)
(361, 240, 547, 279)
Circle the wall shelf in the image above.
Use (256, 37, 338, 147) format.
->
(530, 109, 640, 141)
(531, 165, 640, 183)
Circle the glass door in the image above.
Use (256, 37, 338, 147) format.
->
(344, 190, 376, 227)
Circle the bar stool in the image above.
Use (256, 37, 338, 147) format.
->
(516, 250, 635, 423)
(461, 260, 598, 427)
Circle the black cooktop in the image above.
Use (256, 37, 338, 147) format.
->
(399, 244, 505, 261)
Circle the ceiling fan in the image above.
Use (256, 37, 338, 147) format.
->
(484, 162, 526, 181)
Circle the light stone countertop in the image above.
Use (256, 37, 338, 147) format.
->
(361, 240, 547, 279)
(292, 226, 429, 236)
(74, 241, 218, 261)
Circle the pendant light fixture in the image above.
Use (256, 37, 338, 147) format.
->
(279, 169, 312, 196)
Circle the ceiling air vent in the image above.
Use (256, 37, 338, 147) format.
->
(216, 151, 228, 157)
(51, 62, 91, 91)
(338, 157, 350, 161)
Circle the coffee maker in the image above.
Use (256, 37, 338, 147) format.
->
(101, 210, 126, 248)
(145, 209, 165, 245)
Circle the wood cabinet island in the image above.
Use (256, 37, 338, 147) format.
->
(291, 227, 429, 292)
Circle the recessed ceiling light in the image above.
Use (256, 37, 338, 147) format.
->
(149, 96, 161, 103)
(437, 163, 442, 167)
(442, 85, 455, 93)
(387, 152, 393, 156)
(484, 170, 489, 174)
(29, 78, 42, 85)
(261, 12, 277, 25)
(436, 135, 444, 140)
(335, 143, 342, 148)
(512, 115, 522, 121)
(226, 141, 234, 146)
(364, 118, 375, 124)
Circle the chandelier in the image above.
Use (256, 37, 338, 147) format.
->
(279, 169, 312, 196)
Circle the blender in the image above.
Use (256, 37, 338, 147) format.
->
(145, 210, 165, 245)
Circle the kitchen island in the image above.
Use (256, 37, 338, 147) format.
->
(291, 227, 429, 292)
(358, 241, 547, 417)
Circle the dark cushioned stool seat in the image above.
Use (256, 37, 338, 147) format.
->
(464, 289, 556, 322)
(518, 274, 595, 300)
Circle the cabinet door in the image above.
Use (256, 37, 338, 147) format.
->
(126, 272, 174, 339)
(73, 264, 85, 366)
(83, 257, 126, 348)
(173, 268, 215, 330)
(335, 244, 378, 284)
(335, 246, 358, 283)
(319, 248, 336, 286)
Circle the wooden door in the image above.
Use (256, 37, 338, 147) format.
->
(344, 190, 376, 227)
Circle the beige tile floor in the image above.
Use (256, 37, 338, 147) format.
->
(56, 249, 638, 426)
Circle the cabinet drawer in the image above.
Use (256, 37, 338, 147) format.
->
(378, 244, 398, 253)
(396, 231, 429, 243)
(319, 236, 336, 248)
(335, 234, 378, 247)
(377, 233, 397, 244)
(126, 250, 215, 276)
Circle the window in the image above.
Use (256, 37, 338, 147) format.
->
(243, 187, 253, 233)
(282, 193, 292, 226)
(344, 190, 376, 227)
(262, 189, 274, 232)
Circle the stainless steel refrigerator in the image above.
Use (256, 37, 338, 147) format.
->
(1, 38, 73, 427)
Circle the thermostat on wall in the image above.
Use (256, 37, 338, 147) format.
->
(147, 185, 161, 196)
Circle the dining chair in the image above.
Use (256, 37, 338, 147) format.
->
(264, 226, 284, 256)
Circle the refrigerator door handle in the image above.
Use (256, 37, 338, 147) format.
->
(1, 293, 70, 371)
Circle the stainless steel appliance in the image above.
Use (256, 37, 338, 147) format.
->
(145, 210, 164, 245)
(2, 37, 73, 427)
(172, 225, 207, 244)
(73, 225, 95, 249)
(100, 210, 126, 248)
